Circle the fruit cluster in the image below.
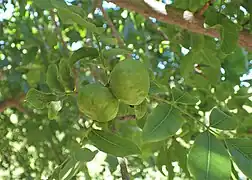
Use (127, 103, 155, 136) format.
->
(77, 59, 150, 122)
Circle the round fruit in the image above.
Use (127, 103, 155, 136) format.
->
(77, 83, 119, 122)
(109, 59, 150, 105)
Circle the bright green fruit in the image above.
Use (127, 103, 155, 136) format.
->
(109, 59, 150, 105)
(77, 83, 119, 122)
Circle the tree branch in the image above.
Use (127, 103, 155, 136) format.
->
(100, 2, 125, 47)
(107, 0, 252, 51)
(50, 10, 68, 53)
(148, 20, 169, 40)
(118, 158, 130, 180)
(0, 94, 26, 113)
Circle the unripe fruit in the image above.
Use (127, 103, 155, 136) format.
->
(77, 83, 119, 122)
(110, 59, 150, 105)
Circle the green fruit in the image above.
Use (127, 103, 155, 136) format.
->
(110, 59, 150, 105)
(77, 83, 119, 122)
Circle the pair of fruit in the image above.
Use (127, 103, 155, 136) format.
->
(77, 59, 150, 122)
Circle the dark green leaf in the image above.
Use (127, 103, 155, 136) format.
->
(191, 33, 205, 50)
(102, 48, 131, 58)
(142, 104, 184, 142)
(226, 139, 252, 178)
(58, 59, 74, 92)
(187, 131, 231, 179)
(105, 155, 119, 173)
(88, 130, 141, 157)
(73, 148, 97, 162)
(70, 47, 99, 65)
(220, 19, 239, 54)
(224, 47, 248, 74)
(46, 64, 64, 93)
(156, 144, 174, 177)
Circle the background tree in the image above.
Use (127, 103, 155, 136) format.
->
(0, 0, 252, 179)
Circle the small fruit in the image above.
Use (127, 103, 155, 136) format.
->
(110, 59, 150, 105)
(77, 83, 119, 122)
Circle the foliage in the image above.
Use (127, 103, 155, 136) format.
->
(0, 0, 252, 179)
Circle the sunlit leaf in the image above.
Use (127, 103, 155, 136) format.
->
(26, 88, 57, 109)
(59, 158, 80, 180)
(88, 130, 141, 157)
(226, 139, 252, 178)
(134, 99, 147, 119)
(47, 101, 62, 120)
(209, 108, 237, 130)
(142, 103, 184, 142)
(187, 131, 231, 179)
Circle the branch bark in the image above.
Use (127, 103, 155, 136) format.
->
(0, 94, 26, 113)
(100, 3, 125, 47)
(108, 0, 252, 51)
(118, 158, 130, 180)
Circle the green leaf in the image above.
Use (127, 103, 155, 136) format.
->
(170, 141, 190, 176)
(215, 82, 233, 101)
(180, 49, 221, 87)
(70, 47, 99, 65)
(205, 10, 239, 55)
(47, 101, 62, 120)
(191, 33, 205, 50)
(172, 0, 208, 12)
(99, 36, 118, 46)
(88, 130, 141, 157)
(224, 47, 248, 75)
(16, 63, 43, 71)
(102, 48, 131, 58)
(142, 104, 184, 143)
(58, 59, 74, 92)
(56, 7, 104, 34)
(171, 87, 199, 105)
(220, 19, 239, 55)
(33, 0, 53, 9)
(187, 131, 231, 180)
(226, 139, 252, 178)
(46, 64, 64, 93)
(73, 148, 97, 162)
(156, 144, 174, 178)
(26, 88, 57, 109)
(105, 155, 119, 173)
(134, 99, 147, 119)
(50, 0, 68, 9)
(59, 158, 80, 180)
(209, 108, 237, 130)
(26, 70, 41, 87)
